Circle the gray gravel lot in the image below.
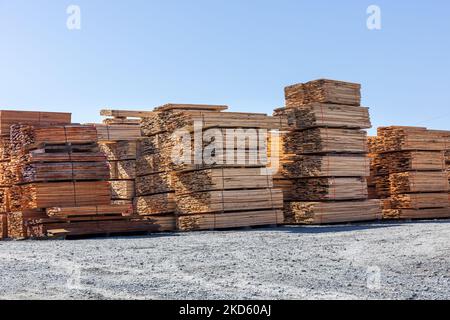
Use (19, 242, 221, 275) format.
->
(0, 221, 449, 300)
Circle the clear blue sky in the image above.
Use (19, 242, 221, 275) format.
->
(1, 0, 449, 134)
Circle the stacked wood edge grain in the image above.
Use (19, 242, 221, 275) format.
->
(369, 127, 450, 219)
(274, 79, 382, 224)
(0, 110, 164, 240)
(139, 104, 283, 231)
(101, 109, 177, 232)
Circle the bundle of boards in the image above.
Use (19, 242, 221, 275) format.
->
(274, 79, 382, 224)
(370, 127, 450, 219)
(140, 104, 283, 231)
(0, 111, 163, 240)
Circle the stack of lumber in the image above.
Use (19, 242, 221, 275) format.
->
(98, 110, 143, 208)
(140, 104, 283, 231)
(0, 111, 73, 239)
(370, 126, 450, 219)
(101, 141, 137, 203)
(274, 79, 381, 225)
(284, 80, 361, 108)
(3, 121, 160, 239)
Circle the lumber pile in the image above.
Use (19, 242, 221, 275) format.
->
(285, 80, 361, 108)
(0, 111, 73, 239)
(274, 79, 381, 224)
(370, 126, 450, 219)
(0, 116, 162, 239)
(140, 104, 283, 231)
(98, 111, 142, 207)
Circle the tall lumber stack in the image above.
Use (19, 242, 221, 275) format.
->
(372, 127, 450, 219)
(274, 79, 382, 224)
(1, 119, 159, 239)
(0, 111, 72, 239)
(98, 110, 149, 207)
(140, 104, 283, 231)
(97, 109, 176, 232)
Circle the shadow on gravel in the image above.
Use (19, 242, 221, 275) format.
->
(270, 223, 404, 234)
(273, 219, 450, 234)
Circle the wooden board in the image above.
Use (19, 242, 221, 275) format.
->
(383, 207, 450, 220)
(0, 110, 71, 136)
(100, 109, 154, 118)
(46, 204, 133, 218)
(100, 141, 137, 161)
(275, 103, 371, 130)
(10, 125, 98, 152)
(108, 160, 136, 180)
(284, 79, 361, 107)
(9, 181, 111, 210)
(154, 104, 229, 112)
(141, 110, 283, 136)
(173, 168, 273, 194)
(140, 214, 177, 232)
(177, 209, 283, 231)
(136, 172, 174, 196)
(377, 126, 447, 152)
(277, 128, 368, 155)
(7, 210, 47, 239)
(284, 199, 382, 225)
(18, 162, 110, 183)
(276, 154, 370, 178)
(110, 180, 135, 200)
(176, 189, 283, 215)
(372, 151, 445, 176)
(134, 193, 176, 216)
(388, 193, 449, 209)
(27, 219, 161, 239)
(94, 124, 142, 142)
(276, 177, 368, 201)
(389, 171, 449, 194)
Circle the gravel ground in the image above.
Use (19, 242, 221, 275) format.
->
(0, 220, 449, 300)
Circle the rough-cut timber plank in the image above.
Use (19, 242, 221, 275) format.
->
(134, 193, 176, 216)
(277, 177, 368, 201)
(176, 189, 283, 215)
(108, 160, 136, 180)
(389, 171, 449, 194)
(177, 209, 283, 231)
(10, 125, 98, 152)
(94, 124, 142, 142)
(284, 200, 382, 225)
(388, 193, 449, 209)
(46, 204, 133, 218)
(284, 79, 361, 107)
(372, 151, 445, 176)
(100, 141, 137, 161)
(110, 180, 135, 200)
(377, 126, 447, 152)
(173, 168, 273, 194)
(154, 104, 229, 112)
(100, 110, 154, 118)
(136, 172, 173, 197)
(27, 219, 161, 239)
(0, 110, 71, 136)
(277, 128, 368, 155)
(274, 103, 371, 130)
(10, 181, 111, 210)
(19, 162, 110, 183)
(383, 208, 450, 220)
(277, 154, 370, 178)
